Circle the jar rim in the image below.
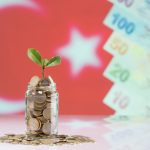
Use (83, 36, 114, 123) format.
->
(27, 82, 56, 90)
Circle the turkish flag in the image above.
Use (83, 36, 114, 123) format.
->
(0, 0, 114, 115)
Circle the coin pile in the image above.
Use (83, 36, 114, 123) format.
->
(25, 76, 58, 135)
(0, 134, 94, 145)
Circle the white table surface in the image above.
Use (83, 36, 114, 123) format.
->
(0, 115, 150, 150)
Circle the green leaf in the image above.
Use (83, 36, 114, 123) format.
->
(46, 56, 61, 67)
(42, 58, 49, 67)
(27, 48, 42, 66)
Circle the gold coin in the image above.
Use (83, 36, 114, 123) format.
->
(0, 134, 94, 145)
(28, 118, 41, 131)
(46, 97, 51, 102)
(37, 116, 47, 124)
(34, 107, 45, 112)
(45, 91, 51, 98)
(43, 108, 51, 120)
(33, 90, 46, 103)
(34, 101, 46, 111)
(34, 95, 46, 104)
(34, 107, 44, 111)
(32, 110, 42, 117)
(34, 101, 46, 106)
(39, 78, 50, 86)
(42, 122, 51, 135)
(46, 102, 51, 108)
(39, 138, 59, 144)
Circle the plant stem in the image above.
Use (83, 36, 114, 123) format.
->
(42, 67, 45, 79)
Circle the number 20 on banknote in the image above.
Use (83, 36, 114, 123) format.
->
(104, 60, 130, 83)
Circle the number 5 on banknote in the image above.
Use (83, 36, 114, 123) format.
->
(110, 37, 128, 55)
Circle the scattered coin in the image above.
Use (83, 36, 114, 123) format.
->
(5, 134, 15, 136)
(39, 138, 59, 144)
(0, 134, 94, 145)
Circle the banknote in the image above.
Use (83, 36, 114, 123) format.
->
(103, 83, 149, 116)
(103, 35, 150, 116)
(103, 56, 150, 116)
(104, 32, 150, 86)
(103, 5, 150, 49)
(109, 0, 150, 25)
(104, 57, 147, 89)
(108, 47, 150, 94)
(103, 0, 150, 117)
(104, 32, 149, 57)
(105, 123, 150, 150)
(104, 32, 150, 88)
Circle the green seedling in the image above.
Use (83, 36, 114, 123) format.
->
(27, 48, 61, 78)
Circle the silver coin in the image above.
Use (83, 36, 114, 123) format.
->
(39, 78, 50, 86)
(42, 122, 51, 135)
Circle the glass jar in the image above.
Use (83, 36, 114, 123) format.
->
(25, 76, 59, 135)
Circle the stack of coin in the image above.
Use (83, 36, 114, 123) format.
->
(25, 76, 58, 136)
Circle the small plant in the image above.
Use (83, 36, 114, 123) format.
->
(27, 48, 61, 79)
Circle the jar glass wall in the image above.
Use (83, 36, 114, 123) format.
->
(25, 76, 58, 135)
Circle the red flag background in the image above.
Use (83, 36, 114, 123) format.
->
(0, 0, 114, 115)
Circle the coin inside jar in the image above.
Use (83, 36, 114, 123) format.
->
(28, 118, 41, 131)
(45, 102, 51, 108)
(43, 108, 51, 120)
(37, 116, 47, 124)
(39, 78, 50, 86)
(34, 101, 46, 111)
(46, 98, 51, 102)
(42, 122, 51, 135)
(45, 91, 51, 98)
(32, 110, 42, 117)
(33, 90, 46, 103)
(26, 76, 58, 136)
(29, 76, 40, 87)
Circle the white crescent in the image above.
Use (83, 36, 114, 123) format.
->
(0, 98, 24, 114)
(0, 0, 41, 114)
(0, 0, 40, 10)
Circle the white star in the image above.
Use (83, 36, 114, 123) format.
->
(0, 0, 39, 10)
(57, 28, 101, 75)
